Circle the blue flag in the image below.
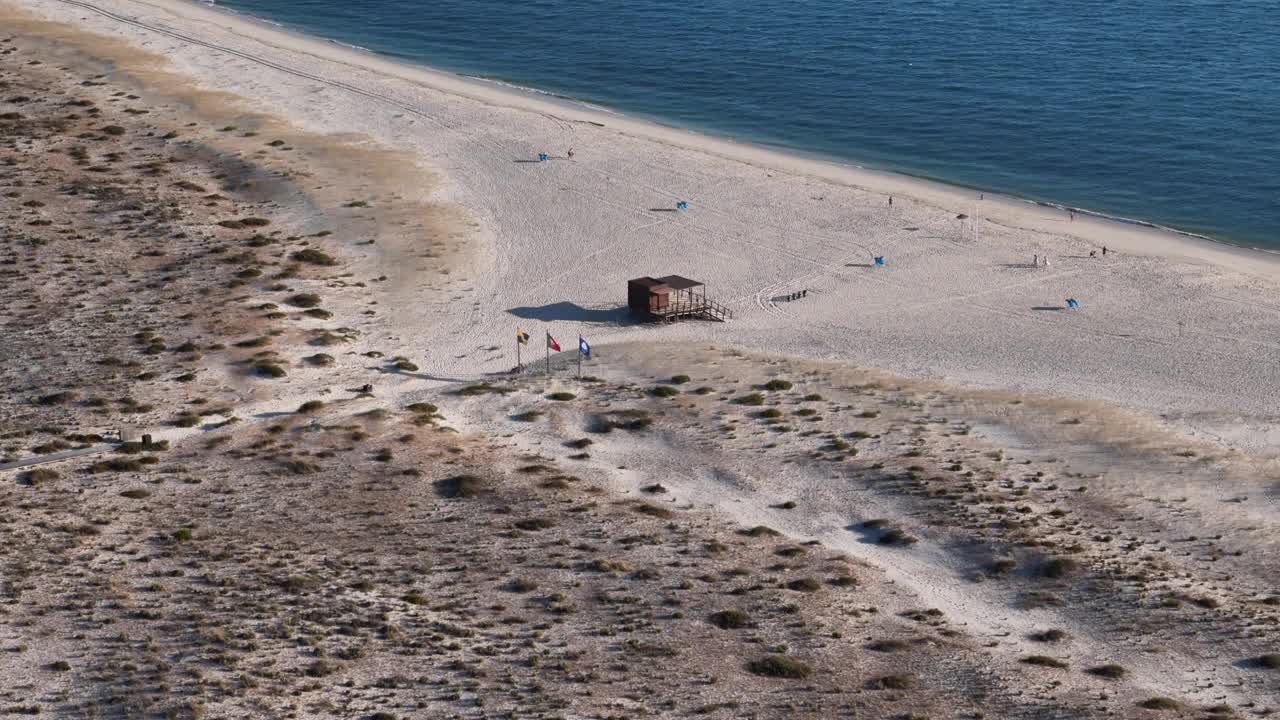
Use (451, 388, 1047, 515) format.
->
(579, 336, 591, 358)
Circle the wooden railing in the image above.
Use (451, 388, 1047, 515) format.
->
(654, 296, 733, 322)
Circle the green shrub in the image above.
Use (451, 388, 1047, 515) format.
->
(288, 293, 322, 308)
(734, 393, 765, 406)
(1086, 664, 1127, 679)
(1137, 698, 1182, 711)
(506, 577, 538, 593)
(296, 400, 324, 414)
(633, 503, 672, 519)
(36, 391, 77, 405)
(512, 410, 543, 422)
(866, 639, 909, 652)
(514, 518, 555, 531)
(1040, 557, 1079, 579)
(253, 361, 286, 378)
(708, 609, 751, 629)
(650, 386, 679, 398)
(1022, 655, 1068, 669)
(547, 392, 576, 401)
(747, 655, 811, 679)
(172, 527, 193, 542)
(786, 577, 822, 592)
(88, 459, 143, 473)
(454, 383, 513, 396)
(305, 353, 334, 366)
(304, 660, 337, 677)
(292, 248, 336, 266)
(868, 674, 914, 690)
(435, 475, 486, 498)
(599, 410, 652, 431)
(20, 469, 59, 486)
(763, 379, 793, 391)
(670, 374, 691, 384)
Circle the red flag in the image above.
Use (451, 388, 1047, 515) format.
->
(546, 333, 561, 352)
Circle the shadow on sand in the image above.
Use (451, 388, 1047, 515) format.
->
(507, 302, 631, 324)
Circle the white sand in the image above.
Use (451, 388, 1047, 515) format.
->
(14, 0, 1280, 453)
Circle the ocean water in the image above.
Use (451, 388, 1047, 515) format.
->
(210, 0, 1279, 250)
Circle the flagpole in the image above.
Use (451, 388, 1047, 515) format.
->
(577, 335, 582, 378)
(545, 333, 550, 376)
(516, 328, 521, 370)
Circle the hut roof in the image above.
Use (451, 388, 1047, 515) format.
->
(656, 275, 703, 290)
(628, 276, 666, 288)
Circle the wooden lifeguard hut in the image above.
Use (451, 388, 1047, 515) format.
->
(627, 275, 733, 322)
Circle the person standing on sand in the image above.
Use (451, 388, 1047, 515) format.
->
(1070, 210, 1075, 222)
(889, 196, 893, 206)
(567, 147, 575, 160)
(1102, 245, 1108, 256)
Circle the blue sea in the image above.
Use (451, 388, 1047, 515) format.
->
(209, 0, 1279, 250)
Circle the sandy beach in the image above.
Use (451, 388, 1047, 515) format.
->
(3, 0, 1279, 716)
(9, 0, 1279, 455)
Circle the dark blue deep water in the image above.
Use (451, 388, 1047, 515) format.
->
(209, 0, 1279, 249)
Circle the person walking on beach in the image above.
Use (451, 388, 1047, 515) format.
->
(1102, 245, 1108, 256)
(1069, 210, 1075, 222)
(567, 147, 575, 160)
(888, 196, 893, 206)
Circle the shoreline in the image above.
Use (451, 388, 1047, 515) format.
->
(143, 0, 1279, 258)
(25, 0, 1277, 275)
(160, 0, 1280, 277)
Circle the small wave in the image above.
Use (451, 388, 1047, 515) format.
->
(459, 74, 617, 114)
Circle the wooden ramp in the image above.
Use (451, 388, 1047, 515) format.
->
(653, 295, 733, 322)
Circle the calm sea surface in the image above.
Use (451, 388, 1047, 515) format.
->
(209, 0, 1279, 250)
